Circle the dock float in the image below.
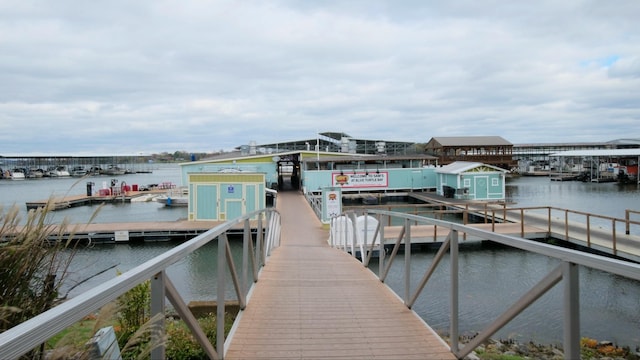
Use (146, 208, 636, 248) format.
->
(25, 190, 166, 211)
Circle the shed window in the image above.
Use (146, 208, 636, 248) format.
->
(492, 178, 499, 186)
(463, 179, 471, 187)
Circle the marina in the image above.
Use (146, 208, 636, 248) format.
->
(1, 162, 640, 351)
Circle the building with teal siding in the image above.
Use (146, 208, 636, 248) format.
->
(435, 161, 507, 200)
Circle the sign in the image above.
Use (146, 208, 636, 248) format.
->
(227, 185, 235, 193)
(321, 187, 342, 223)
(332, 171, 388, 188)
(324, 189, 341, 218)
(114, 230, 129, 242)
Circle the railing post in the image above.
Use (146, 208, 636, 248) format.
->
(586, 215, 591, 247)
(379, 215, 386, 276)
(625, 210, 630, 235)
(450, 229, 459, 354)
(151, 271, 166, 360)
(612, 219, 617, 256)
(491, 209, 495, 232)
(242, 219, 250, 296)
(520, 209, 524, 237)
(404, 218, 411, 304)
(565, 210, 569, 240)
(563, 262, 580, 360)
(217, 235, 226, 358)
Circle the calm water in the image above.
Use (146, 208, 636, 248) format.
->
(2, 172, 639, 347)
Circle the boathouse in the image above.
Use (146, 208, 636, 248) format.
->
(435, 161, 507, 200)
(425, 136, 516, 170)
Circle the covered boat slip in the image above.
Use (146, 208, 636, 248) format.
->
(225, 191, 455, 359)
(550, 148, 640, 184)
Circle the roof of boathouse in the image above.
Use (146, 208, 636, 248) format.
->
(550, 148, 640, 157)
(299, 153, 438, 164)
(181, 149, 357, 166)
(436, 161, 508, 174)
(427, 136, 513, 148)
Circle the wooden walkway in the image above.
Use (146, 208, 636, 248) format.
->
(225, 192, 455, 360)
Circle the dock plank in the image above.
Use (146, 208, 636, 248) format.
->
(225, 192, 455, 360)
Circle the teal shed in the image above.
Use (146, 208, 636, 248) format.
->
(436, 161, 507, 200)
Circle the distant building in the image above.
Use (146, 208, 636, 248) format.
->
(244, 132, 417, 156)
(424, 136, 516, 170)
(512, 138, 640, 174)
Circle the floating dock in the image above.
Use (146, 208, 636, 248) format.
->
(25, 189, 167, 211)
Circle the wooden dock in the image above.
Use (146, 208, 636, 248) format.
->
(409, 191, 640, 262)
(25, 189, 167, 211)
(224, 192, 455, 360)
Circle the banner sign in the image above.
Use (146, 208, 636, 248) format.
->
(332, 171, 388, 188)
(323, 188, 342, 219)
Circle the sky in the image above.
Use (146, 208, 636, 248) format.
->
(1, 0, 639, 156)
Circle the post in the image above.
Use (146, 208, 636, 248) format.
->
(520, 209, 524, 237)
(404, 218, 411, 304)
(586, 215, 591, 247)
(563, 262, 580, 360)
(150, 271, 166, 360)
(450, 230, 459, 353)
(217, 235, 226, 357)
(612, 219, 617, 256)
(565, 210, 569, 240)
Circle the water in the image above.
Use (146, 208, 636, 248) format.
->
(2, 172, 639, 347)
(0, 163, 186, 224)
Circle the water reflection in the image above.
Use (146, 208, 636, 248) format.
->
(64, 238, 255, 304)
(371, 242, 640, 346)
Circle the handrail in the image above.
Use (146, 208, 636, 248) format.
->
(329, 209, 640, 360)
(0, 208, 281, 360)
(345, 203, 640, 259)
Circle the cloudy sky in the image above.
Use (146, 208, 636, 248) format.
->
(1, 1, 639, 155)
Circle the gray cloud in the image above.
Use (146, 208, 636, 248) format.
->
(0, 0, 639, 155)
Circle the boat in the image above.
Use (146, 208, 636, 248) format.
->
(28, 168, 45, 178)
(11, 168, 26, 180)
(47, 166, 71, 177)
(155, 194, 188, 207)
(88, 165, 103, 176)
(70, 166, 87, 177)
(101, 165, 126, 176)
(155, 187, 189, 207)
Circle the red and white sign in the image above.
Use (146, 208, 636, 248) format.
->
(332, 172, 388, 188)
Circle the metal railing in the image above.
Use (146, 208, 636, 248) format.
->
(345, 202, 640, 260)
(0, 208, 281, 360)
(329, 209, 640, 360)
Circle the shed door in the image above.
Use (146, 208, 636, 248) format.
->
(474, 176, 489, 199)
(225, 200, 244, 221)
(195, 184, 219, 220)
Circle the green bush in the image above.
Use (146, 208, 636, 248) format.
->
(165, 314, 229, 360)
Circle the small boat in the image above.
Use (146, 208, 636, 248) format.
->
(88, 165, 103, 175)
(155, 194, 188, 207)
(47, 166, 70, 177)
(155, 187, 189, 207)
(29, 168, 45, 178)
(11, 168, 26, 180)
(101, 165, 126, 176)
(70, 166, 87, 177)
